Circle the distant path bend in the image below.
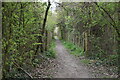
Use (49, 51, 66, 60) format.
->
(53, 40, 92, 78)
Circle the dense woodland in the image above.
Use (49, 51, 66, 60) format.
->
(2, 2, 56, 78)
(57, 2, 119, 64)
(56, 2, 120, 77)
(2, 1, 120, 78)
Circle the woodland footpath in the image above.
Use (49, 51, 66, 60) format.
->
(2, 1, 119, 79)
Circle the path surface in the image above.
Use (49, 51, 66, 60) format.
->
(53, 40, 92, 78)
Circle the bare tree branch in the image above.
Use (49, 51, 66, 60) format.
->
(94, 2, 116, 25)
(14, 60, 33, 79)
(55, 2, 68, 15)
(94, 2, 120, 36)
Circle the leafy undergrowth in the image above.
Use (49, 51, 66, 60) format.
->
(62, 41, 84, 56)
(31, 57, 55, 78)
(80, 59, 91, 64)
(6, 41, 56, 78)
(45, 40, 56, 58)
(31, 41, 56, 78)
(79, 55, 118, 78)
(80, 58, 118, 78)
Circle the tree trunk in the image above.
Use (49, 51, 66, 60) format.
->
(35, 0, 51, 54)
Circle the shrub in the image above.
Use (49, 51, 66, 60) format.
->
(45, 41, 56, 58)
(62, 41, 84, 56)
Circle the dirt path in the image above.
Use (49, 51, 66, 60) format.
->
(53, 40, 92, 78)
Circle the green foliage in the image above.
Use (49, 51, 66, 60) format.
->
(32, 43, 43, 45)
(80, 59, 91, 64)
(45, 41, 56, 58)
(62, 41, 84, 56)
(57, 2, 119, 71)
(2, 2, 54, 78)
(47, 13, 57, 31)
(103, 54, 118, 66)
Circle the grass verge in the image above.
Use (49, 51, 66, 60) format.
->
(80, 59, 91, 64)
(45, 40, 56, 58)
(62, 41, 84, 56)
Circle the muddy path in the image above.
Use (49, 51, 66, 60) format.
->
(53, 40, 93, 78)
